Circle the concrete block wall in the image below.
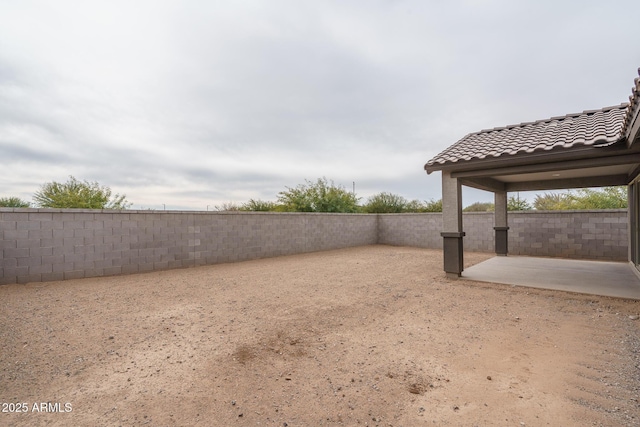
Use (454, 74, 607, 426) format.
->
(508, 210, 628, 260)
(462, 213, 495, 252)
(377, 213, 443, 248)
(0, 209, 377, 285)
(377, 212, 495, 251)
(376, 210, 628, 260)
(0, 209, 629, 285)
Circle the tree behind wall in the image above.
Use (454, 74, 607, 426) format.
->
(240, 199, 280, 211)
(533, 187, 627, 210)
(569, 187, 627, 209)
(507, 195, 532, 211)
(533, 192, 573, 210)
(0, 197, 30, 207)
(363, 192, 408, 213)
(277, 178, 360, 213)
(420, 198, 442, 212)
(33, 176, 131, 209)
(463, 202, 495, 212)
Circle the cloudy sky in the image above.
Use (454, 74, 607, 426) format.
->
(1, 1, 639, 210)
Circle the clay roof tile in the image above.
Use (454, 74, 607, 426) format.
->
(425, 104, 628, 169)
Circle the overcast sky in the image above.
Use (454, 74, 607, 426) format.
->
(1, 1, 639, 210)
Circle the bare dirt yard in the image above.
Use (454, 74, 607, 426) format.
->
(1, 245, 640, 426)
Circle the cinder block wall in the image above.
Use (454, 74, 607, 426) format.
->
(0, 209, 629, 285)
(377, 213, 443, 248)
(462, 213, 495, 252)
(508, 210, 628, 260)
(376, 210, 628, 260)
(377, 212, 498, 252)
(0, 210, 377, 285)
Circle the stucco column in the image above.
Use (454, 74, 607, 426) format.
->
(441, 171, 465, 278)
(494, 191, 509, 256)
(629, 182, 636, 265)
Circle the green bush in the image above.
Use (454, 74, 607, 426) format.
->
(463, 202, 495, 212)
(0, 197, 30, 207)
(214, 202, 242, 211)
(363, 192, 408, 213)
(277, 178, 360, 213)
(533, 187, 627, 210)
(507, 195, 532, 211)
(420, 199, 442, 212)
(240, 199, 279, 211)
(33, 176, 131, 209)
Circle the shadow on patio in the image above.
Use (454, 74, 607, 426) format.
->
(463, 256, 640, 300)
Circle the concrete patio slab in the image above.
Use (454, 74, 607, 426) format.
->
(463, 256, 640, 300)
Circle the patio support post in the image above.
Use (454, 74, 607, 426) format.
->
(494, 191, 509, 256)
(629, 182, 638, 265)
(441, 171, 465, 278)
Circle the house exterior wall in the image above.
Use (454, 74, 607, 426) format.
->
(0, 209, 628, 285)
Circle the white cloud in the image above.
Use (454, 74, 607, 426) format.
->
(1, 0, 639, 209)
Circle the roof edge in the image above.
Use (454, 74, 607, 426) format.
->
(424, 140, 636, 174)
(623, 68, 640, 146)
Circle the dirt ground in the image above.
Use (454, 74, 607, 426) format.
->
(1, 245, 640, 427)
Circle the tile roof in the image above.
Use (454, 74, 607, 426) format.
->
(425, 104, 628, 170)
(621, 68, 640, 141)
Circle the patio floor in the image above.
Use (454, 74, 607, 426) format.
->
(462, 256, 640, 300)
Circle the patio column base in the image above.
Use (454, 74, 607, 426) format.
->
(494, 226, 509, 256)
(441, 232, 465, 277)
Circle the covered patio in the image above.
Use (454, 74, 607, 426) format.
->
(464, 255, 640, 300)
(425, 68, 640, 297)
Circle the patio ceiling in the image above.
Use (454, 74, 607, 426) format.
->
(450, 144, 640, 193)
(427, 140, 640, 193)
